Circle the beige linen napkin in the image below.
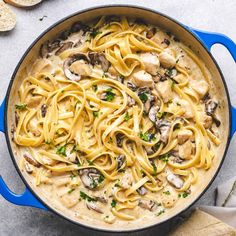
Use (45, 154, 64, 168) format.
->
(200, 177, 236, 228)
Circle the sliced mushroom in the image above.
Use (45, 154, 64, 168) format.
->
(86, 201, 103, 214)
(127, 96, 136, 106)
(15, 111, 19, 126)
(95, 196, 108, 204)
(127, 82, 137, 91)
(39, 41, 49, 58)
(166, 172, 184, 189)
(41, 104, 47, 118)
(205, 99, 218, 115)
(88, 52, 110, 72)
(23, 154, 40, 167)
(155, 120, 171, 143)
(205, 99, 221, 127)
(63, 53, 90, 81)
(138, 87, 155, 113)
(117, 155, 125, 169)
(146, 27, 156, 39)
(55, 42, 73, 55)
(149, 105, 159, 123)
(116, 133, 123, 147)
(138, 199, 157, 211)
(78, 168, 102, 190)
(25, 161, 34, 174)
(136, 186, 148, 196)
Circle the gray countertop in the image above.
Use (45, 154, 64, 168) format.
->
(0, 0, 236, 235)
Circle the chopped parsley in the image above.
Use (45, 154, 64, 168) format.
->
(178, 191, 190, 198)
(159, 153, 170, 163)
(124, 113, 131, 121)
(90, 28, 102, 38)
(93, 111, 99, 117)
(102, 72, 108, 78)
(153, 141, 162, 152)
(15, 104, 27, 110)
(111, 199, 117, 208)
(56, 145, 67, 156)
(138, 92, 148, 103)
(103, 88, 115, 102)
(151, 162, 157, 176)
(70, 174, 76, 180)
(68, 188, 75, 194)
(80, 191, 97, 202)
(98, 175, 105, 183)
(114, 183, 121, 188)
(92, 84, 98, 92)
(165, 68, 175, 78)
(163, 190, 171, 195)
(139, 132, 155, 142)
(87, 160, 93, 166)
(157, 112, 167, 119)
(156, 209, 165, 216)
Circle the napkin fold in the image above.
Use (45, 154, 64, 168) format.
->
(200, 177, 236, 228)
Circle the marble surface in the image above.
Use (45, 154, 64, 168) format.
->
(0, 0, 235, 235)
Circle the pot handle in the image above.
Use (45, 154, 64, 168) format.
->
(0, 99, 47, 210)
(191, 28, 236, 137)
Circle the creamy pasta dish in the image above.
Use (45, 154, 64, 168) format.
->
(13, 16, 221, 226)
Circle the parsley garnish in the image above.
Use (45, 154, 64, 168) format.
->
(92, 84, 98, 92)
(178, 191, 190, 198)
(111, 199, 117, 208)
(156, 209, 165, 216)
(138, 92, 148, 103)
(68, 188, 75, 194)
(98, 175, 105, 183)
(124, 113, 131, 121)
(87, 160, 93, 165)
(151, 162, 157, 176)
(139, 132, 155, 142)
(165, 69, 174, 78)
(93, 111, 99, 117)
(104, 88, 115, 102)
(90, 28, 102, 38)
(80, 191, 97, 202)
(163, 190, 171, 195)
(157, 112, 167, 119)
(15, 104, 27, 110)
(56, 145, 67, 156)
(159, 153, 170, 163)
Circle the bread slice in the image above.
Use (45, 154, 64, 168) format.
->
(4, 0, 42, 7)
(0, 1, 16, 31)
(170, 209, 236, 236)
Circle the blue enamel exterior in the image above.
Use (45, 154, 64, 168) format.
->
(0, 99, 47, 210)
(0, 25, 235, 211)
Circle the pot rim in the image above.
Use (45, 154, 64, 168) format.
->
(4, 4, 232, 233)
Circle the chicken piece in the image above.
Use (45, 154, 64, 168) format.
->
(161, 189, 177, 208)
(24, 161, 34, 174)
(179, 140, 192, 160)
(131, 70, 154, 88)
(150, 31, 170, 48)
(189, 79, 209, 98)
(140, 53, 160, 75)
(156, 80, 173, 103)
(120, 172, 132, 189)
(201, 113, 213, 129)
(159, 49, 176, 68)
(177, 129, 193, 145)
(69, 60, 91, 77)
(138, 199, 157, 211)
(178, 99, 194, 119)
(174, 74, 186, 84)
(26, 96, 42, 109)
(60, 193, 79, 208)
